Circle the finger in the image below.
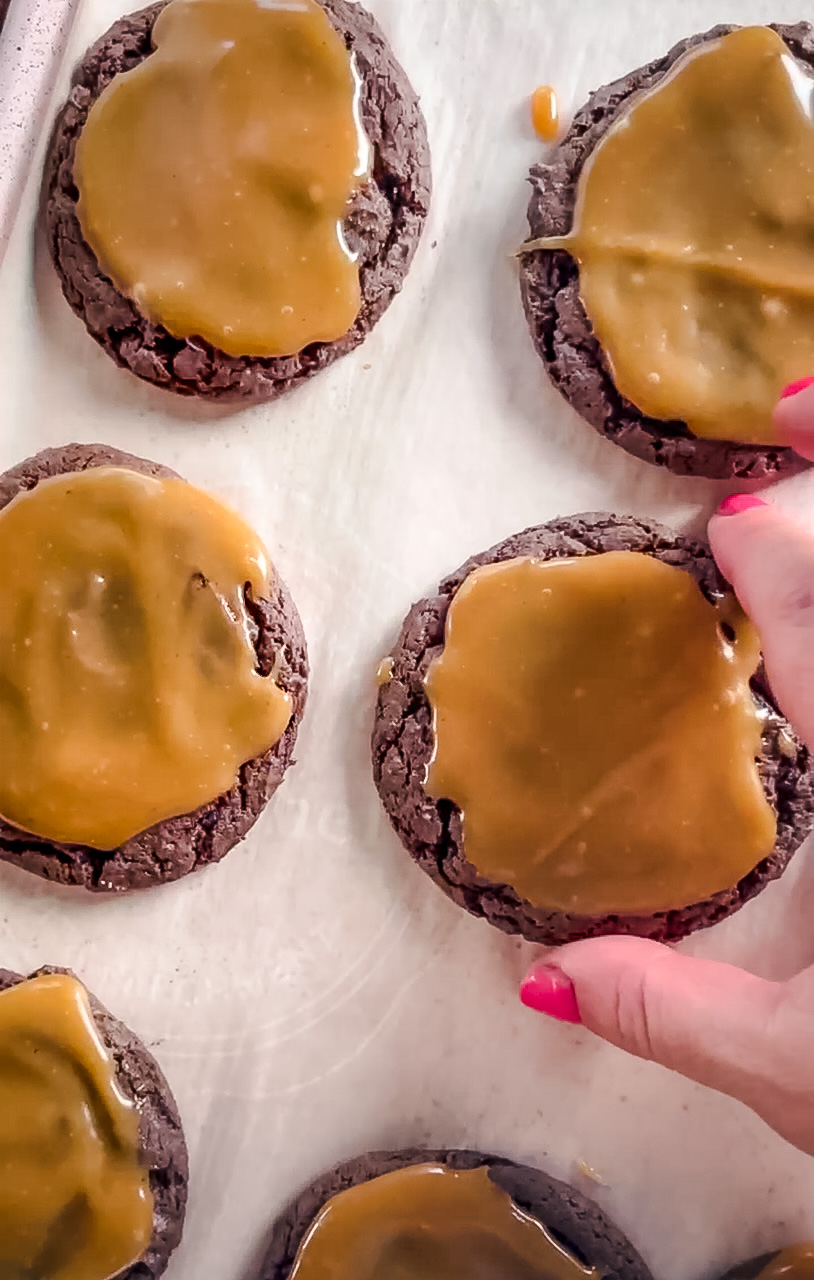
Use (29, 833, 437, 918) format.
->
(774, 379, 814, 460)
(708, 498, 814, 747)
(521, 938, 785, 1118)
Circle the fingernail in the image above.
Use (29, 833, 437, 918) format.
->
(716, 494, 768, 518)
(520, 964, 581, 1024)
(780, 377, 814, 400)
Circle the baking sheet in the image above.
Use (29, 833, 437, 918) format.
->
(2, 1, 814, 1277)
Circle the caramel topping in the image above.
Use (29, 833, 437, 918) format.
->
(425, 553, 776, 916)
(0, 974, 152, 1279)
(531, 85, 559, 142)
(0, 467, 292, 849)
(758, 1247, 814, 1278)
(75, 0, 369, 358)
(527, 27, 814, 443)
(376, 656, 395, 687)
(289, 1164, 597, 1280)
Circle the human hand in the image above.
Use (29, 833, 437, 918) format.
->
(520, 381, 814, 1156)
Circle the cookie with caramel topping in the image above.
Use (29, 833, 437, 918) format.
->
(0, 965, 187, 1280)
(257, 1148, 653, 1280)
(371, 514, 814, 945)
(0, 443, 308, 892)
(520, 23, 814, 480)
(43, 0, 431, 401)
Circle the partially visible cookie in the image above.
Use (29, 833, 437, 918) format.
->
(717, 1248, 814, 1279)
(0, 443, 308, 892)
(258, 1148, 653, 1280)
(519, 22, 812, 480)
(717, 1260, 775, 1280)
(44, 0, 431, 401)
(0, 966, 188, 1280)
(372, 513, 814, 945)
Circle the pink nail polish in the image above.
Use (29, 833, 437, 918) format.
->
(716, 493, 767, 518)
(519, 964, 581, 1024)
(780, 377, 814, 400)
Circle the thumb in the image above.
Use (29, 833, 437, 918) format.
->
(708, 497, 814, 748)
(521, 938, 814, 1152)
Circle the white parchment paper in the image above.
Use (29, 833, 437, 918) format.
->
(2, 1, 814, 1277)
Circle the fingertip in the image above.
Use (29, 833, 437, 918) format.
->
(539, 936, 671, 1013)
(539, 937, 678, 1059)
(554, 935, 661, 966)
(707, 494, 782, 585)
(779, 377, 814, 401)
(519, 963, 581, 1024)
(713, 494, 768, 519)
(539, 939, 783, 1097)
(774, 382, 814, 461)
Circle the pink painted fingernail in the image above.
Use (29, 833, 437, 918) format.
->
(520, 964, 581, 1024)
(780, 377, 814, 400)
(716, 494, 767, 517)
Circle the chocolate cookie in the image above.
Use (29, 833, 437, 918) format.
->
(257, 1148, 653, 1280)
(519, 23, 812, 481)
(0, 965, 188, 1279)
(0, 443, 308, 891)
(43, 0, 431, 401)
(372, 513, 814, 945)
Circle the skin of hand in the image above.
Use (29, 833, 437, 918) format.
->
(520, 379, 814, 1156)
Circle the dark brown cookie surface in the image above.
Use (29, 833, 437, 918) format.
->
(258, 1148, 653, 1280)
(0, 966, 188, 1280)
(372, 514, 814, 945)
(44, 0, 431, 401)
(519, 23, 812, 480)
(0, 443, 308, 892)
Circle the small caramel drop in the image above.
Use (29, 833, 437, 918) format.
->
(531, 85, 559, 142)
